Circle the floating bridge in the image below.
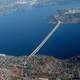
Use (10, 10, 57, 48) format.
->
(27, 8, 80, 60)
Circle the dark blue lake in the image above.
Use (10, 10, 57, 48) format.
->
(0, 4, 80, 59)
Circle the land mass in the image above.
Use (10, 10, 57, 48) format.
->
(0, 55, 80, 80)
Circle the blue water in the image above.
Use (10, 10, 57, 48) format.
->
(0, 4, 80, 59)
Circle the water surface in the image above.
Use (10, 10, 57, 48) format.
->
(0, 1, 80, 59)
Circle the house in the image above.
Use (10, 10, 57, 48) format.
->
(39, 77, 48, 80)
(32, 73, 50, 80)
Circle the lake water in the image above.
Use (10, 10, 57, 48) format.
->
(0, 1, 80, 59)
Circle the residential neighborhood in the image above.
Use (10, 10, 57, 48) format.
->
(0, 55, 80, 80)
